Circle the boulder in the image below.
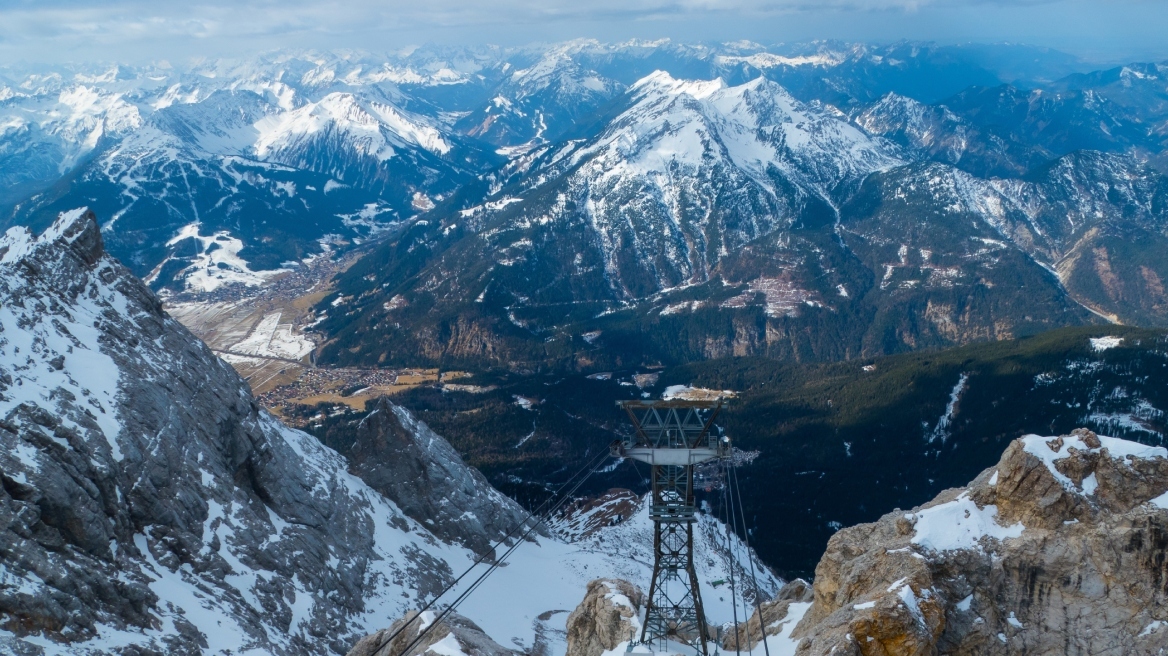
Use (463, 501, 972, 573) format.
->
(565, 579, 644, 656)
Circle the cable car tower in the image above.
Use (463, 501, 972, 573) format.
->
(611, 399, 730, 655)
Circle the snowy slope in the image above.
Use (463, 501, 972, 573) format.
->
(0, 74, 147, 207)
(454, 40, 626, 148)
(572, 71, 902, 206)
(0, 208, 775, 656)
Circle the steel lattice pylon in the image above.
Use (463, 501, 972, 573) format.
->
(611, 399, 728, 655)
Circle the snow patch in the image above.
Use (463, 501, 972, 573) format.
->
(164, 223, 287, 292)
(927, 373, 969, 443)
(227, 312, 314, 360)
(1149, 490, 1168, 510)
(662, 385, 736, 401)
(1020, 433, 1167, 492)
(1139, 620, 1166, 637)
(1090, 336, 1123, 352)
(760, 601, 812, 656)
(907, 492, 1024, 553)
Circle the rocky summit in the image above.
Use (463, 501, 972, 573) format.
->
(705, 428, 1168, 655)
(322, 396, 536, 557)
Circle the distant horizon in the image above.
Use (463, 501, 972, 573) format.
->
(0, 37, 1162, 74)
(0, 0, 1164, 68)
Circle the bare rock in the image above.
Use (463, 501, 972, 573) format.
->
(723, 579, 813, 650)
(343, 396, 538, 556)
(565, 579, 644, 656)
(348, 610, 518, 656)
(786, 429, 1168, 655)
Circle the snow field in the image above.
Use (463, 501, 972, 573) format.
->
(164, 223, 289, 292)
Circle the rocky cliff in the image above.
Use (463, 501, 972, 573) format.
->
(563, 429, 1168, 655)
(0, 208, 510, 654)
(731, 428, 1168, 655)
(325, 396, 535, 557)
(0, 209, 625, 656)
(721, 578, 813, 651)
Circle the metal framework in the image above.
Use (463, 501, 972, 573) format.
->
(611, 399, 729, 655)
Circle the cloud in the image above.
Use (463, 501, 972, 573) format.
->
(0, 0, 1162, 64)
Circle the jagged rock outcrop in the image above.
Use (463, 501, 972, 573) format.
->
(339, 396, 535, 556)
(347, 610, 518, 656)
(722, 579, 813, 650)
(782, 428, 1168, 655)
(565, 579, 644, 656)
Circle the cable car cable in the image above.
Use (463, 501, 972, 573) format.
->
(394, 450, 609, 656)
(378, 446, 611, 652)
(731, 466, 771, 656)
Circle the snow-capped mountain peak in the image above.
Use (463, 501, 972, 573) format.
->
(575, 71, 900, 204)
(253, 92, 451, 162)
(629, 69, 727, 99)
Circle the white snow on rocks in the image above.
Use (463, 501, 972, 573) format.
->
(0, 212, 125, 461)
(253, 92, 451, 162)
(1139, 620, 1166, 637)
(662, 385, 737, 401)
(908, 432, 1168, 553)
(1089, 336, 1123, 352)
(907, 492, 1024, 553)
(576, 70, 900, 201)
(1019, 433, 1167, 491)
(761, 601, 813, 656)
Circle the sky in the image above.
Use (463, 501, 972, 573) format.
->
(0, 0, 1165, 66)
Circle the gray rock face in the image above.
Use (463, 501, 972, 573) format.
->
(346, 610, 518, 656)
(0, 209, 522, 654)
(564, 579, 643, 656)
(343, 397, 536, 556)
(784, 428, 1168, 656)
(722, 579, 813, 651)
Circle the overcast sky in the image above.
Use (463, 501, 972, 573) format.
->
(0, 0, 1164, 66)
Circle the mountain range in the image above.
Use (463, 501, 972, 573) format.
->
(316, 53, 1168, 371)
(6, 38, 1168, 653)
(5, 40, 1167, 323)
